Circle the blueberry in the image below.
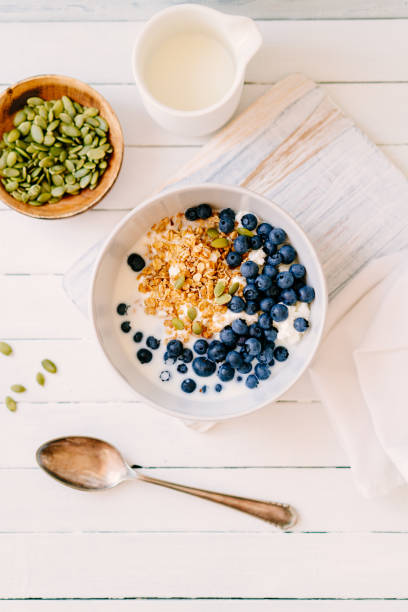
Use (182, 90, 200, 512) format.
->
(194, 339, 208, 355)
(226, 350, 243, 369)
(226, 251, 242, 268)
(263, 265, 277, 279)
(180, 348, 193, 363)
(228, 296, 246, 313)
(249, 323, 263, 339)
(127, 253, 145, 272)
(167, 339, 183, 357)
(268, 227, 287, 245)
(265, 285, 281, 300)
(267, 253, 282, 266)
(163, 351, 176, 364)
(116, 303, 128, 315)
(219, 207, 235, 220)
(290, 263, 306, 280)
(274, 346, 289, 362)
(298, 285, 315, 303)
(215, 383, 223, 393)
(237, 335, 247, 346)
(255, 363, 271, 380)
(237, 376, 243, 382)
(201, 385, 207, 394)
(250, 235, 262, 250)
(276, 271, 294, 289)
(258, 345, 275, 365)
(294, 317, 309, 332)
(146, 336, 160, 350)
(181, 378, 196, 393)
(245, 374, 259, 389)
(197, 203, 212, 219)
(245, 300, 259, 315)
(243, 285, 260, 301)
(263, 240, 277, 255)
(185, 206, 198, 221)
(279, 244, 297, 264)
(243, 351, 256, 363)
(121, 321, 131, 333)
(231, 318, 249, 336)
(241, 213, 257, 230)
(264, 327, 278, 342)
(137, 348, 152, 364)
(260, 297, 275, 312)
(255, 274, 272, 292)
(218, 363, 235, 382)
(258, 312, 272, 329)
(240, 260, 259, 279)
(192, 356, 217, 376)
(159, 370, 171, 381)
(177, 363, 188, 374)
(271, 303, 289, 322)
(207, 340, 228, 362)
(257, 223, 273, 238)
(219, 216, 235, 233)
(237, 361, 252, 374)
(280, 288, 297, 305)
(245, 337, 262, 356)
(234, 235, 250, 254)
(133, 331, 143, 343)
(219, 326, 238, 347)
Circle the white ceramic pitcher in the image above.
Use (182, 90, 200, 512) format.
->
(133, 4, 262, 136)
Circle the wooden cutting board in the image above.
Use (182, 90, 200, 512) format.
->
(164, 73, 408, 299)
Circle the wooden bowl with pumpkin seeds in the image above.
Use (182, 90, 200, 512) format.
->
(0, 74, 123, 219)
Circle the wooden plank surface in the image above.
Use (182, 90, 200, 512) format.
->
(1, 0, 407, 21)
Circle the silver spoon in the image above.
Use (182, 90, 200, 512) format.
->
(36, 436, 297, 530)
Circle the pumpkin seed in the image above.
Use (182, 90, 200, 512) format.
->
(172, 317, 184, 330)
(79, 174, 91, 189)
(174, 275, 185, 290)
(214, 280, 226, 297)
(2, 167, 19, 178)
(237, 227, 254, 237)
(27, 96, 43, 107)
(62, 95, 76, 117)
(0, 341, 12, 356)
(215, 293, 232, 305)
(5, 396, 17, 412)
(192, 321, 202, 335)
(51, 186, 65, 198)
(187, 307, 197, 321)
(34, 115, 47, 130)
(87, 146, 106, 160)
(10, 384, 26, 393)
(41, 358, 57, 374)
(13, 110, 26, 127)
(211, 237, 229, 248)
(228, 281, 240, 295)
(6, 151, 17, 167)
(7, 129, 20, 143)
(207, 227, 219, 239)
(36, 372, 45, 386)
(61, 124, 81, 138)
(37, 192, 51, 203)
(31, 124, 44, 144)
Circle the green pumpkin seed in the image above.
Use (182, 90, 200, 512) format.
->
(7, 128, 20, 143)
(211, 237, 229, 248)
(74, 114, 85, 128)
(25, 107, 35, 120)
(172, 318, 184, 330)
(64, 159, 75, 173)
(214, 280, 226, 297)
(174, 274, 185, 290)
(207, 227, 219, 239)
(31, 124, 44, 144)
(13, 110, 26, 127)
(41, 358, 57, 374)
(86, 116, 99, 128)
(87, 146, 106, 160)
(79, 174, 91, 189)
(47, 119, 60, 132)
(5, 396, 17, 412)
(83, 107, 99, 118)
(90, 170, 99, 185)
(36, 372, 45, 386)
(5, 180, 19, 192)
(52, 174, 64, 186)
(27, 96, 43, 107)
(192, 321, 202, 335)
(37, 192, 51, 203)
(62, 95, 76, 117)
(51, 185, 65, 198)
(0, 341, 12, 356)
(52, 99, 63, 116)
(6, 151, 17, 166)
(215, 293, 232, 305)
(10, 384, 26, 393)
(187, 307, 197, 321)
(38, 156, 53, 168)
(2, 167, 19, 177)
(43, 134, 55, 146)
(61, 124, 80, 138)
(59, 112, 72, 124)
(34, 115, 47, 130)
(0, 152, 7, 169)
(65, 182, 80, 194)
(74, 167, 89, 179)
(228, 281, 240, 295)
(237, 227, 254, 237)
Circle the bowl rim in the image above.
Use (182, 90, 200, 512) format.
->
(90, 183, 328, 421)
(0, 73, 124, 219)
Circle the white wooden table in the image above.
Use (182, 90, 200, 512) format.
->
(1, 1, 408, 608)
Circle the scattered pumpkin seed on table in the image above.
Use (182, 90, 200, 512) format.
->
(0, 341, 12, 356)
(10, 384, 26, 393)
(36, 372, 45, 386)
(41, 359, 57, 374)
(5, 396, 17, 412)
(0, 96, 112, 206)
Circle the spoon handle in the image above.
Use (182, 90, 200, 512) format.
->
(135, 472, 297, 529)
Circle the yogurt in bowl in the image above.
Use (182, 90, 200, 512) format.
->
(91, 184, 327, 421)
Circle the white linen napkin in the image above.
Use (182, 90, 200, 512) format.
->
(309, 250, 408, 497)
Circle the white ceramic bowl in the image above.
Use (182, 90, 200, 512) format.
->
(91, 184, 327, 421)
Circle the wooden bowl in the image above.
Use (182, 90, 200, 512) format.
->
(0, 74, 124, 219)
